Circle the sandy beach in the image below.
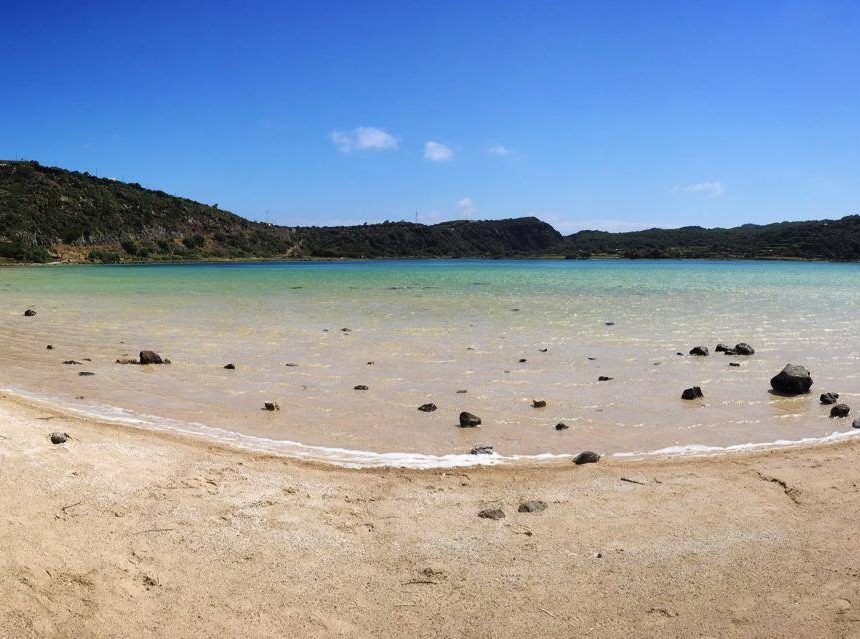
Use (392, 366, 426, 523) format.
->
(3, 392, 860, 638)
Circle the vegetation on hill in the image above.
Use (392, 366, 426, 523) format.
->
(0, 161, 293, 263)
(0, 161, 561, 262)
(293, 217, 562, 258)
(1, 160, 858, 263)
(561, 217, 860, 261)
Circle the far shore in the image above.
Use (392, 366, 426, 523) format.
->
(3, 391, 860, 637)
(1, 253, 852, 268)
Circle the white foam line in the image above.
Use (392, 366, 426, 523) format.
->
(6, 386, 858, 468)
(613, 429, 860, 459)
(1, 387, 572, 469)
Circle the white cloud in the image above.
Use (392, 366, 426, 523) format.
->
(674, 181, 725, 198)
(424, 141, 454, 162)
(330, 126, 398, 153)
(456, 197, 477, 218)
(487, 144, 510, 157)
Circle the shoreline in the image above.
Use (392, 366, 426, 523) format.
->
(3, 390, 860, 636)
(5, 386, 860, 470)
(2, 254, 854, 267)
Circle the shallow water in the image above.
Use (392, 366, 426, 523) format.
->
(1, 259, 858, 465)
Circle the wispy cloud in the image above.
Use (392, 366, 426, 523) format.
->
(456, 197, 477, 218)
(674, 181, 725, 198)
(487, 144, 510, 157)
(424, 141, 454, 162)
(330, 126, 399, 153)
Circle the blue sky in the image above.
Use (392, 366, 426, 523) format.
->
(2, 1, 859, 233)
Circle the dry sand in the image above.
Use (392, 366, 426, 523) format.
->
(2, 392, 860, 638)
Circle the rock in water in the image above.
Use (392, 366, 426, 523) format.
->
(23, 309, 36, 317)
(224, 363, 236, 370)
(353, 385, 369, 391)
(715, 343, 730, 353)
(598, 376, 613, 381)
(458, 412, 481, 427)
(729, 362, 741, 367)
(573, 451, 601, 465)
(734, 343, 755, 355)
(853, 417, 860, 429)
(470, 444, 494, 455)
(78, 371, 95, 376)
(139, 350, 164, 365)
(820, 392, 839, 405)
(418, 403, 437, 412)
(50, 432, 68, 444)
(46, 344, 54, 350)
(770, 364, 813, 395)
(830, 404, 850, 418)
(518, 500, 547, 513)
(689, 346, 709, 356)
(263, 402, 280, 411)
(681, 386, 704, 400)
(477, 508, 505, 520)
(532, 399, 547, 408)
(555, 422, 569, 431)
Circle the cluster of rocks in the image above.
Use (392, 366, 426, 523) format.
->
(691, 342, 755, 357)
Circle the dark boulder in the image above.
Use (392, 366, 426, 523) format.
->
(46, 345, 54, 350)
(458, 412, 482, 427)
(715, 343, 730, 353)
(139, 350, 164, 365)
(470, 444, 494, 455)
(532, 399, 547, 408)
(598, 376, 614, 382)
(477, 508, 505, 520)
(681, 386, 704, 400)
(734, 343, 755, 356)
(78, 371, 95, 376)
(353, 385, 369, 391)
(50, 432, 68, 444)
(418, 403, 437, 412)
(224, 363, 236, 370)
(830, 404, 850, 418)
(263, 402, 280, 411)
(689, 346, 709, 356)
(23, 309, 36, 317)
(62, 360, 81, 365)
(820, 392, 839, 405)
(518, 500, 547, 513)
(853, 417, 860, 429)
(555, 422, 569, 431)
(573, 451, 601, 465)
(770, 364, 813, 395)
(729, 362, 741, 367)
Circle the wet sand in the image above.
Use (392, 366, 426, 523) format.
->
(3, 393, 860, 638)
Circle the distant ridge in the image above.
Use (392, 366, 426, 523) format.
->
(1, 160, 857, 263)
(561, 217, 860, 261)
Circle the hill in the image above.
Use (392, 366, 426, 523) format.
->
(560, 217, 860, 261)
(0, 161, 561, 263)
(2, 160, 858, 263)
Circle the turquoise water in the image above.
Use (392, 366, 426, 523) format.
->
(1, 259, 859, 466)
